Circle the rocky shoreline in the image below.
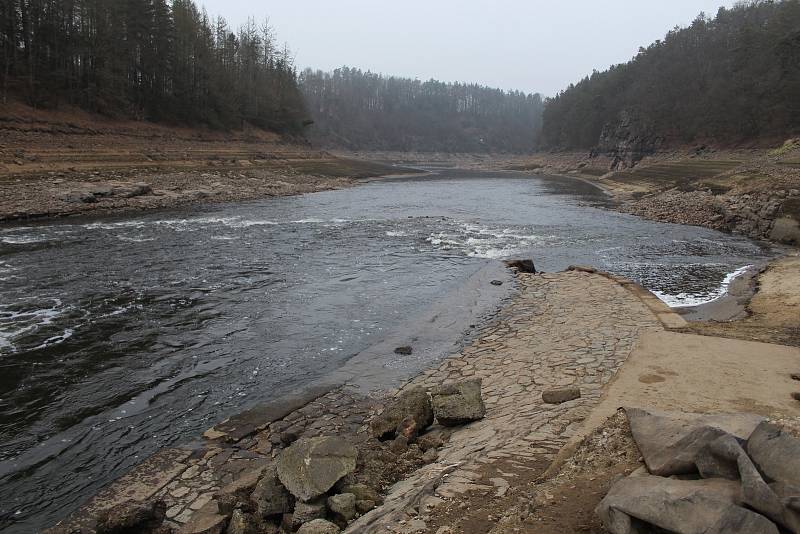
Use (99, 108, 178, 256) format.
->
(45, 263, 768, 534)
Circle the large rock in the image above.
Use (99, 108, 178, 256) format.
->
(250, 465, 292, 517)
(370, 387, 433, 440)
(95, 500, 166, 533)
(626, 407, 764, 476)
(296, 519, 341, 534)
(597, 475, 778, 534)
(748, 421, 800, 488)
(277, 437, 358, 502)
(431, 379, 486, 427)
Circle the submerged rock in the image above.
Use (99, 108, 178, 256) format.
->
(370, 387, 433, 440)
(431, 378, 486, 427)
(394, 346, 413, 355)
(276, 436, 358, 502)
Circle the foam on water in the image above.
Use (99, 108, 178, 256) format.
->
(0, 298, 69, 353)
(653, 265, 753, 307)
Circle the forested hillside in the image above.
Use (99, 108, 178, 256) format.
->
(541, 0, 800, 150)
(0, 0, 307, 132)
(301, 68, 544, 153)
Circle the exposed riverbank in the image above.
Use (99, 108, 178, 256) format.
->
(43, 257, 800, 533)
(0, 104, 405, 221)
(342, 145, 800, 247)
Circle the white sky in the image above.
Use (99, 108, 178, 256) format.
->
(197, 1, 737, 96)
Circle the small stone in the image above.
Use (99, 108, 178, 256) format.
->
(250, 465, 292, 517)
(355, 499, 376, 514)
(292, 498, 326, 529)
(416, 430, 446, 452)
(327, 493, 356, 522)
(389, 435, 409, 454)
(225, 509, 258, 534)
(396, 416, 420, 440)
(95, 499, 166, 533)
(792, 392, 800, 402)
(394, 346, 413, 355)
(338, 483, 382, 504)
(370, 387, 433, 440)
(542, 387, 581, 404)
(490, 280, 503, 286)
(406, 519, 427, 532)
(296, 519, 340, 534)
(422, 447, 438, 463)
(177, 503, 227, 534)
(792, 373, 800, 381)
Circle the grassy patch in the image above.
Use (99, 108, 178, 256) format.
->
(769, 138, 800, 157)
(607, 160, 742, 189)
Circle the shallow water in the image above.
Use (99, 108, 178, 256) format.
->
(0, 170, 775, 531)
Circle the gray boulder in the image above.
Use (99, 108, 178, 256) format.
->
(277, 436, 358, 502)
(597, 475, 778, 534)
(250, 465, 292, 517)
(431, 379, 486, 427)
(625, 407, 764, 476)
(748, 421, 800, 488)
(370, 387, 433, 440)
(542, 387, 581, 404)
(296, 519, 341, 534)
(327, 493, 356, 523)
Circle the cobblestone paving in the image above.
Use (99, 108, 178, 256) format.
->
(348, 271, 665, 532)
(153, 389, 378, 530)
(49, 270, 669, 533)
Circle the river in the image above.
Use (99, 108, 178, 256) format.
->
(0, 170, 776, 531)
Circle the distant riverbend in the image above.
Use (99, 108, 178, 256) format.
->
(0, 169, 777, 531)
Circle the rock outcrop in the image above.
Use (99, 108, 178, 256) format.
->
(593, 110, 663, 170)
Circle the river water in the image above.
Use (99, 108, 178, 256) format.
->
(0, 170, 776, 531)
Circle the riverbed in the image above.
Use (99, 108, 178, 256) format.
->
(0, 169, 776, 531)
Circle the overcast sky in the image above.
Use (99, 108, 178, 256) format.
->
(197, 1, 736, 96)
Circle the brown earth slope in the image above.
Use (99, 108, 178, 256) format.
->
(0, 103, 401, 221)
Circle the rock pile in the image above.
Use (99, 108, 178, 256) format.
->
(82, 380, 487, 534)
(597, 408, 800, 534)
